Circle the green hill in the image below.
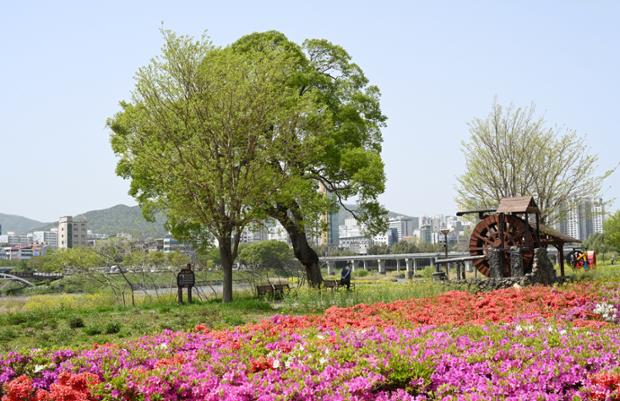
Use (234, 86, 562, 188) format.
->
(27, 205, 168, 239)
(75, 205, 168, 239)
(0, 213, 46, 235)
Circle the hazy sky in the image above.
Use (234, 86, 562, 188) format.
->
(1, 1, 618, 222)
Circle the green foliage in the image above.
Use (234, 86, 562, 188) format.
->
(106, 321, 122, 334)
(39, 248, 102, 273)
(239, 241, 295, 272)
(68, 316, 85, 329)
(109, 30, 313, 300)
(583, 233, 610, 258)
(604, 211, 620, 251)
(84, 325, 102, 336)
(390, 241, 419, 254)
(230, 32, 388, 237)
(379, 356, 434, 393)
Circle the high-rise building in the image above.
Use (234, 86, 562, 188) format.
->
(389, 216, 416, 242)
(418, 225, 433, 244)
(556, 198, 605, 241)
(58, 216, 88, 248)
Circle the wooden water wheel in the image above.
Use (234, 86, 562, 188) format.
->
(469, 214, 535, 277)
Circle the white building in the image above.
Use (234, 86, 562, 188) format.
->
(32, 230, 58, 248)
(266, 221, 290, 243)
(240, 225, 269, 243)
(339, 217, 398, 253)
(58, 216, 88, 249)
(557, 198, 605, 241)
(0, 232, 31, 246)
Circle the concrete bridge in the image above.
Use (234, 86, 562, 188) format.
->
(320, 252, 470, 276)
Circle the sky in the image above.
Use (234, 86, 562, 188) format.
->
(1, 1, 618, 222)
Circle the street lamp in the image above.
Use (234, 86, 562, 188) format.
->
(440, 228, 450, 259)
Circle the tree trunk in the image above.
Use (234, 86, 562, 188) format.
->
(275, 212, 323, 287)
(219, 238, 234, 303)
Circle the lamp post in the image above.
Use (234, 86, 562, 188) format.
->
(440, 228, 450, 259)
(439, 228, 450, 276)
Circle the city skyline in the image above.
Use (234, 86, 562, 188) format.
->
(1, 1, 619, 222)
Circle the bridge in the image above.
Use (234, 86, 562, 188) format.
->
(0, 273, 36, 287)
(320, 252, 470, 276)
(0, 271, 63, 287)
(321, 247, 568, 278)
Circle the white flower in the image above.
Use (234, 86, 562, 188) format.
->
(317, 334, 325, 340)
(158, 343, 168, 350)
(593, 303, 618, 323)
(34, 365, 46, 373)
(319, 357, 327, 364)
(272, 359, 280, 369)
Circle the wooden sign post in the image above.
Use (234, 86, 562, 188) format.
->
(176, 264, 195, 304)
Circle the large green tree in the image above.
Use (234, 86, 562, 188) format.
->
(109, 32, 301, 302)
(229, 32, 388, 286)
(110, 30, 387, 297)
(457, 101, 613, 224)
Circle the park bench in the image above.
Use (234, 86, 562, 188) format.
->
(322, 279, 339, 291)
(256, 283, 290, 300)
(256, 284, 275, 299)
(272, 283, 290, 298)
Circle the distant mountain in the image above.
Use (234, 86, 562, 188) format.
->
(76, 205, 168, 239)
(3, 203, 411, 239)
(0, 213, 46, 235)
(30, 205, 168, 239)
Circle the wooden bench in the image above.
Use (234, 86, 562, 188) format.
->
(256, 284, 275, 298)
(322, 279, 339, 291)
(272, 283, 290, 299)
(256, 283, 290, 300)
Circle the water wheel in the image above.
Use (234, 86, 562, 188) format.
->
(469, 214, 535, 277)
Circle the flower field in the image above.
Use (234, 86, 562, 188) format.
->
(1, 283, 619, 400)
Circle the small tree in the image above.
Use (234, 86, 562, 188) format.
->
(239, 241, 295, 273)
(457, 101, 613, 224)
(582, 233, 609, 261)
(604, 211, 620, 252)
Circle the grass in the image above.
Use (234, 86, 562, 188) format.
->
(0, 263, 618, 352)
(0, 292, 273, 352)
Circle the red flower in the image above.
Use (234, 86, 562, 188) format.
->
(2, 375, 36, 401)
(249, 356, 274, 373)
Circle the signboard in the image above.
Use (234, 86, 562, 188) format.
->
(177, 269, 195, 288)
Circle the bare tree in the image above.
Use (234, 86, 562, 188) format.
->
(457, 101, 614, 224)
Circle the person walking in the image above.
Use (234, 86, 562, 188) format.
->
(340, 264, 352, 290)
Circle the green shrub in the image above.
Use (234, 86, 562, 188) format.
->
(104, 322, 122, 334)
(85, 326, 102, 336)
(356, 270, 369, 277)
(68, 317, 85, 329)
